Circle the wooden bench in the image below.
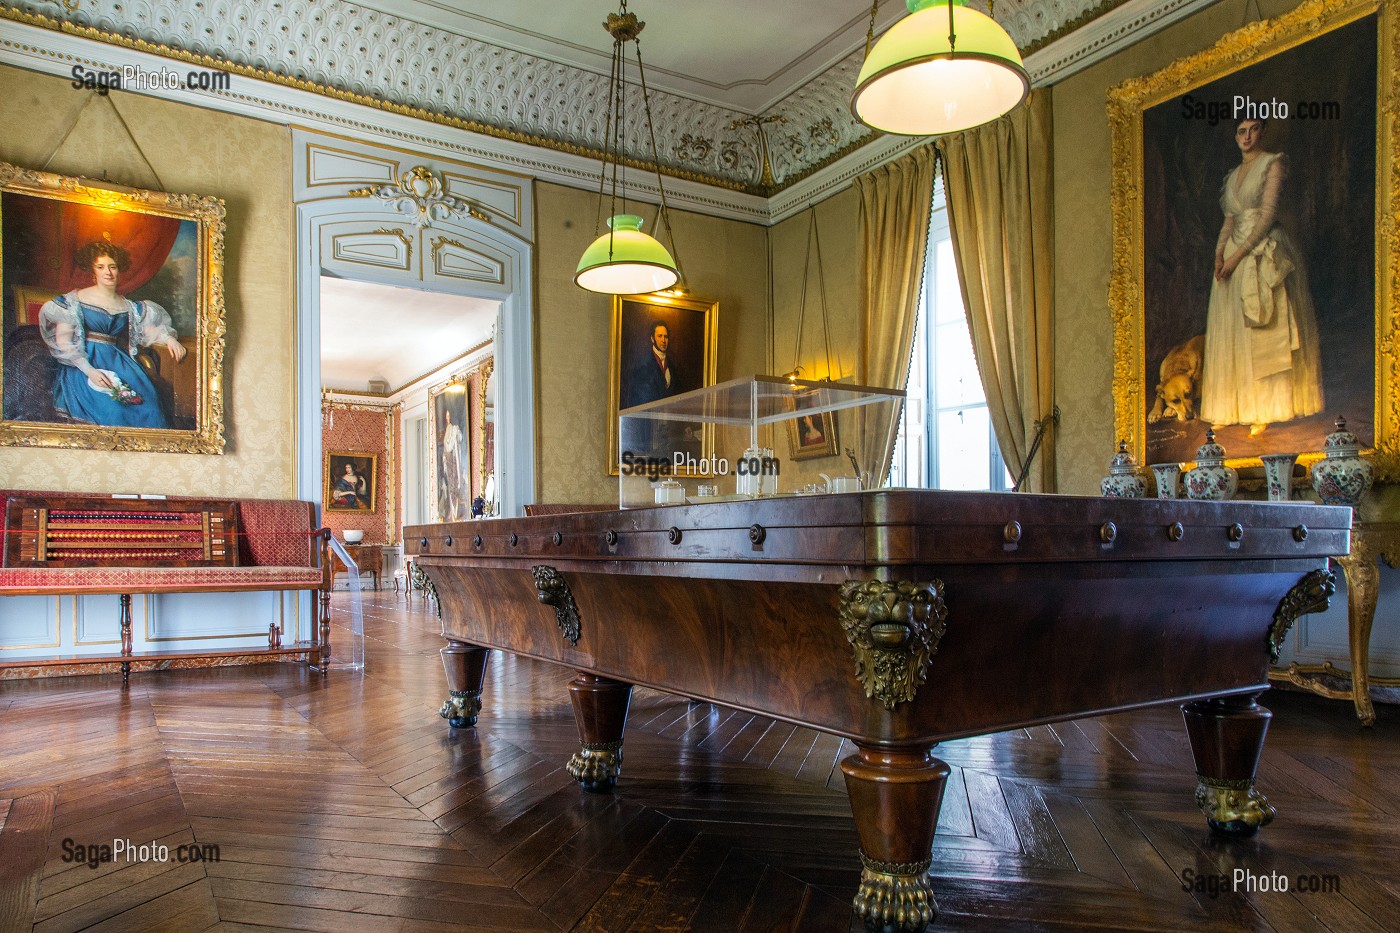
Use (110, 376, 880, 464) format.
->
(1, 492, 331, 685)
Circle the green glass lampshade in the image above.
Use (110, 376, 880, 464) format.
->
(575, 214, 680, 295)
(851, 0, 1030, 136)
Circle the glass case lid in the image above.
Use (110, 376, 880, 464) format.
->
(620, 375, 905, 425)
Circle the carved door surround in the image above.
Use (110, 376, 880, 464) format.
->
(294, 131, 535, 518)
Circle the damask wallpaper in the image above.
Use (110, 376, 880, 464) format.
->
(322, 404, 393, 544)
(533, 183, 769, 505)
(0, 64, 294, 498)
(1051, 0, 1310, 493)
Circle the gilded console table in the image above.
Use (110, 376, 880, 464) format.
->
(1270, 521, 1400, 725)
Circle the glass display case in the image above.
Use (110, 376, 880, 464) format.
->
(618, 375, 905, 508)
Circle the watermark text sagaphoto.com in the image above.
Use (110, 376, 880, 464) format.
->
(61, 837, 221, 870)
(1180, 868, 1341, 897)
(1180, 93, 1342, 125)
(71, 64, 231, 95)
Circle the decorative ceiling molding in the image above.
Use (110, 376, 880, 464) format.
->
(1, 0, 1228, 218)
(2, 0, 1197, 193)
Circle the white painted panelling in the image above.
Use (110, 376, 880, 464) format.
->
(74, 594, 123, 645)
(305, 144, 401, 189)
(146, 591, 285, 641)
(1276, 563, 1400, 679)
(0, 595, 58, 649)
(328, 229, 416, 272)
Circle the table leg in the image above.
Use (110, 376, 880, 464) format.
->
(840, 744, 949, 933)
(566, 674, 632, 792)
(1182, 692, 1275, 837)
(439, 641, 490, 728)
(318, 584, 332, 673)
(1336, 543, 1380, 726)
(119, 593, 133, 688)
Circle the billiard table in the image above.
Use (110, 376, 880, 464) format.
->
(404, 490, 1346, 932)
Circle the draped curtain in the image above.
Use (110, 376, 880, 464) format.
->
(855, 144, 938, 486)
(937, 89, 1056, 492)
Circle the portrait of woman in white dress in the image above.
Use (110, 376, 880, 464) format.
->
(1136, 14, 1377, 466)
(1198, 117, 1324, 436)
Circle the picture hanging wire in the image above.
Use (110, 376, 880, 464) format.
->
(41, 93, 167, 193)
(792, 202, 841, 382)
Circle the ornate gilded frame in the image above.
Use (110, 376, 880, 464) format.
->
(324, 449, 378, 513)
(476, 356, 495, 496)
(785, 402, 839, 461)
(0, 162, 226, 453)
(1108, 0, 1397, 474)
(427, 358, 491, 522)
(607, 291, 719, 475)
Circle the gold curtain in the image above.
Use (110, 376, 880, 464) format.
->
(937, 89, 1056, 492)
(855, 144, 938, 485)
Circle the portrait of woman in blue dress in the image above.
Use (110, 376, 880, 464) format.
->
(37, 241, 186, 428)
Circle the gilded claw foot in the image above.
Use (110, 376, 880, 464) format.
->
(567, 740, 623, 792)
(1196, 776, 1276, 836)
(853, 853, 936, 933)
(439, 689, 482, 728)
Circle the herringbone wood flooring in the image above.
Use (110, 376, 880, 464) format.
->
(2, 589, 1399, 931)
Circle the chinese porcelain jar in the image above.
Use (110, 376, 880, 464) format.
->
(1184, 429, 1238, 500)
(1311, 416, 1373, 506)
(1101, 440, 1146, 498)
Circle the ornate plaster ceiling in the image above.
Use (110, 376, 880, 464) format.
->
(16, 0, 1132, 191)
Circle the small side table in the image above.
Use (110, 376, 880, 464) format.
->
(331, 543, 383, 589)
(1270, 520, 1400, 725)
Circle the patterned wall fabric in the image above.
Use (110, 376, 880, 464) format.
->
(322, 406, 391, 545)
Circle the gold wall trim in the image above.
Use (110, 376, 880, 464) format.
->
(1107, 0, 1398, 474)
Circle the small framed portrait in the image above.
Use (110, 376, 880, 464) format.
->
(428, 379, 471, 522)
(608, 291, 718, 474)
(786, 394, 839, 461)
(0, 161, 226, 453)
(1109, 0, 1397, 470)
(325, 450, 377, 513)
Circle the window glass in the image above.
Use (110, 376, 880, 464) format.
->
(888, 182, 1009, 492)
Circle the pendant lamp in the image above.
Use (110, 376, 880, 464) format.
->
(575, 2, 684, 295)
(851, 0, 1029, 136)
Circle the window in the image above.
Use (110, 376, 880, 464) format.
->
(889, 185, 1011, 491)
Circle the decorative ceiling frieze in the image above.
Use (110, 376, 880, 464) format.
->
(7, 0, 1164, 194)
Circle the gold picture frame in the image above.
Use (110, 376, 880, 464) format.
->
(607, 291, 719, 475)
(324, 449, 378, 512)
(1108, 0, 1397, 473)
(428, 377, 472, 523)
(0, 161, 226, 453)
(785, 393, 839, 461)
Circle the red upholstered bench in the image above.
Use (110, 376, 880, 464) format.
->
(0, 491, 331, 684)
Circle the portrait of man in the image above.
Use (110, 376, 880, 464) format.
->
(623, 321, 680, 409)
(608, 293, 717, 474)
(431, 385, 470, 522)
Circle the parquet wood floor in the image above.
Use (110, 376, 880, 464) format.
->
(2, 589, 1398, 931)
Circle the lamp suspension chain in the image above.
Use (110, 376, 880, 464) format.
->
(633, 37, 688, 287)
(862, 0, 879, 61)
(947, 0, 957, 57)
(593, 29, 623, 242)
(608, 26, 627, 261)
